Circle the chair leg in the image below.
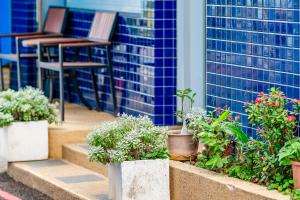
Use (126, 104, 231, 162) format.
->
(16, 38, 22, 90)
(16, 60, 21, 89)
(59, 70, 65, 122)
(0, 57, 4, 91)
(0, 65, 4, 91)
(49, 70, 54, 102)
(108, 65, 117, 116)
(106, 47, 117, 116)
(37, 66, 42, 90)
(71, 70, 92, 110)
(66, 73, 72, 102)
(91, 68, 101, 111)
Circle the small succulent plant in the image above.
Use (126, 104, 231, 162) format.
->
(0, 86, 58, 127)
(87, 114, 169, 164)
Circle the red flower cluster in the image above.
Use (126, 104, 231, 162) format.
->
(287, 116, 296, 122)
(255, 98, 262, 104)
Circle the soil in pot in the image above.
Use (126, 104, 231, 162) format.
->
(292, 161, 300, 189)
(168, 129, 198, 161)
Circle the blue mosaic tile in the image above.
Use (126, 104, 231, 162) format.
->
(206, 0, 300, 136)
(10, 0, 37, 90)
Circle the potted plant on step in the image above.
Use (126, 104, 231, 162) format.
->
(87, 114, 170, 200)
(0, 87, 57, 165)
(168, 88, 200, 161)
(279, 138, 300, 189)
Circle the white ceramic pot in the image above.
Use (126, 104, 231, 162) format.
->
(5, 120, 48, 162)
(108, 159, 170, 200)
(0, 128, 8, 173)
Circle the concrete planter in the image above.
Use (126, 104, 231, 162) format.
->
(0, 128, 8, 173)
(170, 161, 288, 200)
(0, 121, 48, 162)
(108, 159, 170, 200)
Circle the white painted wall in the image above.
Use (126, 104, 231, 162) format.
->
(177, 0, 206, 109)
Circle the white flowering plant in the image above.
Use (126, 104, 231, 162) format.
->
(87, 114, 169, 164)
(0, 87, 58, 127)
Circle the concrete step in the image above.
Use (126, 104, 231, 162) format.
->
(62, 144, 108, 176)
(49, 103, 115, 159)
(7, 160, 109, 200)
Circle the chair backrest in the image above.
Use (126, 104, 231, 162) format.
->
(88, 12, 118, 42)
(43, 7, 68, 34)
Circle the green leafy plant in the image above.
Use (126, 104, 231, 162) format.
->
(87, 114, 169, 164)
(186, 88, 300, 199)
(189, 109, 248, 172)
(0, 87, 58, 127)
(279, 138, 300, 166)
(176, 88, 197, 135)
(0, 112, 13, 127)
(246, 88, 296, 153)
(176, 88, 196, 120)
(229, 88, 299, 197)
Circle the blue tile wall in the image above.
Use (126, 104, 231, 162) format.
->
(11, 0, 37, 89)
(206, 0, 300, 136)
(8, 0, 177, 125)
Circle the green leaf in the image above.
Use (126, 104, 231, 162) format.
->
(224, 125, 249, 143)
(196, 119, 211, 129)
(212, 110, 230, 127)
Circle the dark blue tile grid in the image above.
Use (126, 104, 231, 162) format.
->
(206, 0, 300, 136)
(11, 0, 37, 89)
(60, 0, 177, 125)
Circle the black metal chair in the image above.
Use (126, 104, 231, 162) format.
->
(37, 11, 118, 121)
(0, 6, 68, 90)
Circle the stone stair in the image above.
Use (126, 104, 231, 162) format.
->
(62, 144, 108, 176)
(7, 144, 109, 200)
(6, 103, 114, 200)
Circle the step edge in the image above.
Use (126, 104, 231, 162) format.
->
(62, 144, 108, 176)
(7, 162, 96, 200)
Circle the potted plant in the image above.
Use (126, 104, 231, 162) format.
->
(87, 114, 170, 200)
(0, 87, 57, 163)
(279, 138, 300, 189)
(168, 88, 199, 161)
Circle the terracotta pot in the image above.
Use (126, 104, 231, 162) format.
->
(292, 161, 300, 189)
(168, 130, 198, 161)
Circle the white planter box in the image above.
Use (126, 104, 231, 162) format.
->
(108, 159, 170, 200)
(0, 128, 8, 173)
(1, 121, 48, 162)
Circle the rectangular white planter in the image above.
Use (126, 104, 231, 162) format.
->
(1, 120, 48, 162)
(108, 159, 170, 200)
(0, 128, 8, 173)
